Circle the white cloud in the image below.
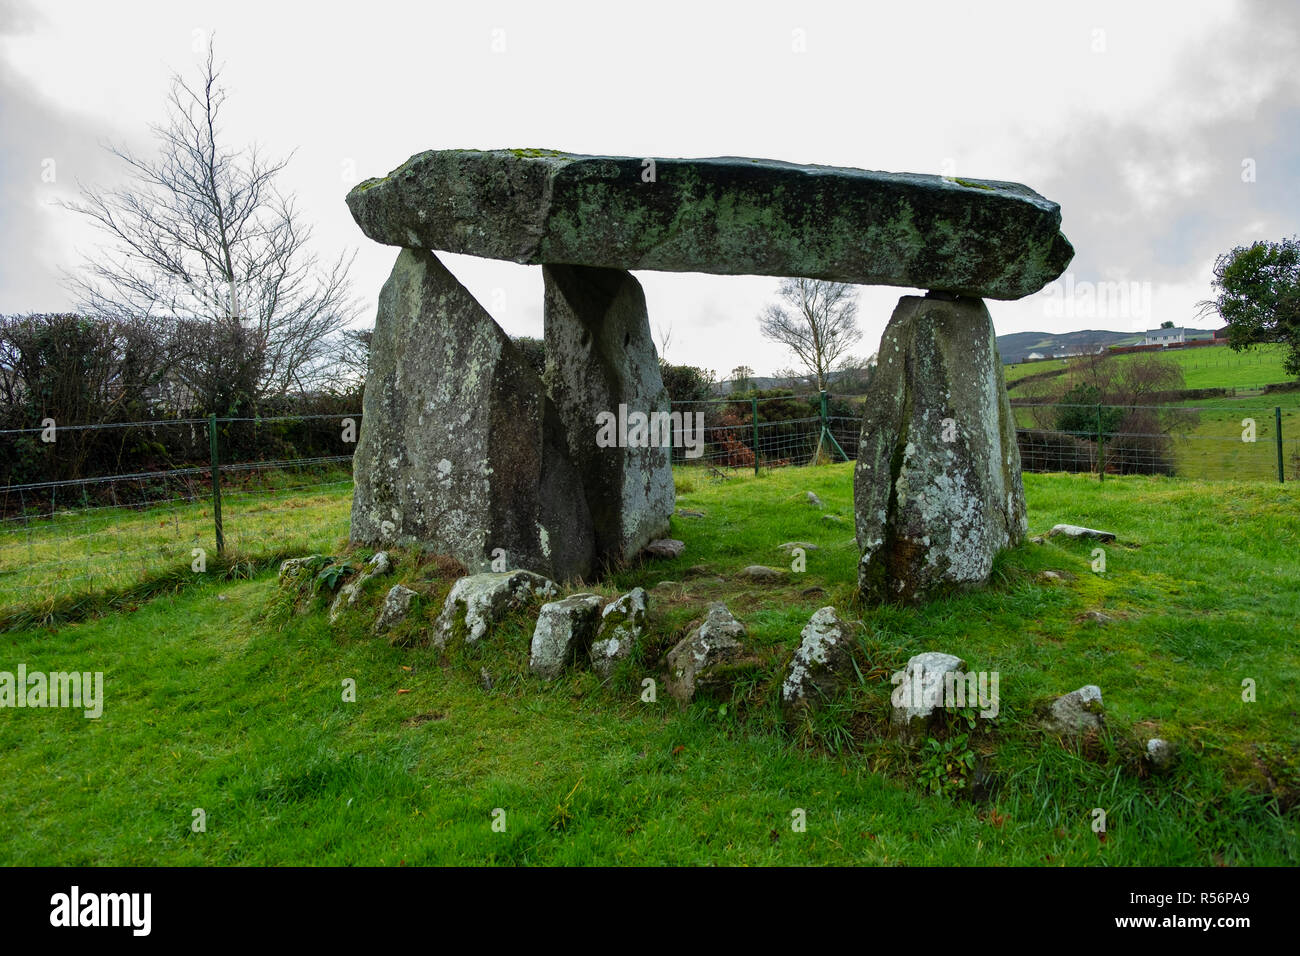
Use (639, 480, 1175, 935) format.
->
(1, 0, 1297, 375)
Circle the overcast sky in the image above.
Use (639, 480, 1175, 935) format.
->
(2, 0, 1297, 377)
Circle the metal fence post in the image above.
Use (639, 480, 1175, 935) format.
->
(751, 396, 760, 476)
(1276, 406, 1285, 483)
(209, 413, 225, 556)
(1096, 403, 1104, 482)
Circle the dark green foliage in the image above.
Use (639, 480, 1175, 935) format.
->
(1204, 236, 1300, 377)
(1054, 384, 1123, 436)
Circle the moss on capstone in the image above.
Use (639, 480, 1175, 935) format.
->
(954, 178, 995, 190)
(509, 147, 567, 158)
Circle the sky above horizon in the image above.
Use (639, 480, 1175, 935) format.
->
(2, 0, 1298, 378)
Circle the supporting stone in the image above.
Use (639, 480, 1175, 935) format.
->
(854, 294, 1027, 603)
(350, 248, 595, 581)
(542, 265, 674, 566)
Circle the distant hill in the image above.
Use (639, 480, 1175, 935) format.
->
(996, 330, 1143, 364)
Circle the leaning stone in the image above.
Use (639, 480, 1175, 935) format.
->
(542, 265, 674, 565)
(1041, 685, 1104, 736)
(643, 538, 685, 560)
(529, 593, 605, 680)
(374, 584, 418, 636)
(782, 607, 855, 719)
(1047, 524, 1116, 542)
(891, 652, 967, 742)
(1146, 738, 1175, 773)
(855, 295, 1027, 603)
(589, 587, 649, 678)
(739, 565, 786, 583)
(347, 150, 1073, 301)
(665, 603, 751, 703)
(434, 570, 558, 649)
(349, 248, 595, 582)
(806, 492, 825, 508)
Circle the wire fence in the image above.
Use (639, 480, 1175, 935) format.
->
(2, 394, 1296, 620)
(0, 414, 360, 620)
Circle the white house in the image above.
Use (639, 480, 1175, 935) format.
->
(1143, 327, 1215, 346)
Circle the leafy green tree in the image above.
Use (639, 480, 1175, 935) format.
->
(658, 362, 716, 404)
(1200, 236, 1300, 376)
(1055, 383, 1122, 437)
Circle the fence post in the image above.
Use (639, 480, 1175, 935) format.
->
(1276, 406, 1285, 483)
(751, 396, 760, 476)
(1096, 403, 1104, 482)
(209, 413, 225, 556)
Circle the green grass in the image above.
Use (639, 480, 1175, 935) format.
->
(1013, 392, 1300, 481)
(1005, 343, 1293, 389)
(0, 465, 1295, 865)
(0, 465, 352, 625)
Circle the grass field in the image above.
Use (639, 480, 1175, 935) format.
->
(0, 464, 1295, 865)
(1004, 342, 1293, 389)
(1011, 396, 1300, 481)
(0, 466, 352, 625)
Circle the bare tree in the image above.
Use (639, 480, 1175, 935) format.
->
(654, 319, 673, 361)
(831, 352, 877, 394)
(758, 278, 862, 391)
(60, 43, 359, 414)
(332, 327, 373, 393)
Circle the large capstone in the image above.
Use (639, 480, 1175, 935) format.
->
(854, 294, 1027, 603)
(346, 150, 1073, 300)
(350, 248, 595, 581)
(542, 265, 674, 566)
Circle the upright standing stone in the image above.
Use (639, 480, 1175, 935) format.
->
(854, 294, 1027, 602)
(542, 265, 674, 565)
(350, 248, 595, 581)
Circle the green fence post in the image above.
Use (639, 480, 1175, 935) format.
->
(1096, 403, 1104, 482)
(1276, 406, 1285, 483)
(751, 396, 760, 476)
(821, 390, 849, 463)
(818, 390, 829, 463)
(209, 413, 225, 556)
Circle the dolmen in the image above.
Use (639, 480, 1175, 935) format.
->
(344, 148, 1073, 599)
